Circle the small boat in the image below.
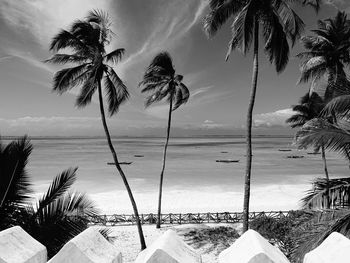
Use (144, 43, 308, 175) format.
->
(216, 159, 240, 163)
(134, 155, 144, 157)
(107, 162, 133, 165)
(286, 155, 304, 159)
(221, 151, 229, 153)
(278, 149, 292, 152)
(307, 152, 320, 155)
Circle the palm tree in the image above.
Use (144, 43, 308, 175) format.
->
(286, 92, 331, 208)
(139, 52, 190, 229)
(296, 117, 350, 209)
(297, 11, 350, 100)
(0, 136, 103, 258)
(203, 0, 319, 232)
(46, 10, 146, 249)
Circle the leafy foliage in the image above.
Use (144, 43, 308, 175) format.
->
(183, 226, 240, 254)
(46, 9, 128, 116)
(0, 136, 108, 258)
(203, 0, 320, 72)
(297, 11, 350, 100)
(139, 52, 190, 111)
(250, 211, 313, 260)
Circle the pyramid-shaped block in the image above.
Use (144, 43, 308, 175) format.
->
(304, 232, 350, 263)
(218, 229, 290, 263)
(135, 229, 201, 263)
(48, 228, 122, 263)
(0, 226, 47, 263)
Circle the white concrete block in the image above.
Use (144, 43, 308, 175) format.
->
(0, 226, 47, 263)
(304, 232, 350, 263)
(48, 228, 122, 263)
(218, 229, 290, 263)
(135, 229, 201, 263)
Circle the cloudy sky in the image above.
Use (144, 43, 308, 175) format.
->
(0, 0, 349, 137)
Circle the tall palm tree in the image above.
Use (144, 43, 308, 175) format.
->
(203, 0, 319, 232)
(46, 10, 146, 249)
(298, 11, 350, 100)
(286, 92, 331, 208)
(139, 52, 189, 229)
(0, 136, 103, 258)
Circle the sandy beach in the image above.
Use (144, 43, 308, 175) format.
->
(90, 223, 242, 263)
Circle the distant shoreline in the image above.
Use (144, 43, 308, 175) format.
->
(2, 134, 294, 140)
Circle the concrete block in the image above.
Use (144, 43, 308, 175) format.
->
(0, 226, 47, 263)
(304, 232, 350, 263)
(219, 229, 290, 263)
(135, 229, 201, 263)
(48, 228, 122, 263)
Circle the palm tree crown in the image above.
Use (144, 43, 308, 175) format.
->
(139, 52, 189, 110)
(46, 9, 128, 115)
(203, 0, 317, 72)
(286, 92, 324, 128)
(297, 11, 350, 98)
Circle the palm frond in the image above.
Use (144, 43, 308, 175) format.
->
(226, 1, 255, 59)
(286, 114, 308, 128)
(49, 29, 90, 53)
(145, 92, 169, 108)
(173, 83, 190, 111)
(147, 52, 175, 76)
(321, 95, 350, 117)
(53, 64, 90, 94)
(302, 177, 350, 209)
(276, 1, 305, 45)
(296, 118, 350, 157)
(0, 136, 32, 208)
(36, 167, 78, 213)
(75, 77, 98, 108)
(45, 54, 88, 65)
(104, 48, 125, 64)
(263, 10, 290, 73)
(204, 0, 245, 37)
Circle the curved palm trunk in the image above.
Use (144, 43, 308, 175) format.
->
(243, 19, 259, 233)
(97, 82, 146, 250)
(156, 98, 173, 229)
(321, 145, 330, 209)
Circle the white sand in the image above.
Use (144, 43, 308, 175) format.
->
(91, 223, 242, 263)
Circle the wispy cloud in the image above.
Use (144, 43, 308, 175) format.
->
(0, 0, 112, 46)
(118, 0, 208, 77)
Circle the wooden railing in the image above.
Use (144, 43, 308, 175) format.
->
(71, 210, 294, 226)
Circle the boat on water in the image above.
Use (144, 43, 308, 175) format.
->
(134, 155, 144, 157)
(307, 152, 320, 155)
(278, 149, 292, 152)
(221, 151, 229, 153)
(216, 159, 240, 163)
(107, 162, 133, 165)
(286, 155, 304, 159)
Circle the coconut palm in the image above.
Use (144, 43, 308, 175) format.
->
(46, 10, 146, 249)
(296, 116, 350, 209)
(203, 0, 319, 232)
(0, 136, 104, 258)
(298, 11, 350, 99)
(286, 92, 331, 208)
(139, 52, 189, 229)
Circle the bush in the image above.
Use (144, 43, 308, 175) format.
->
(183, 226, 240, 254)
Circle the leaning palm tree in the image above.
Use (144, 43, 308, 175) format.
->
(298, 11, 350, 100)
(46, 10, 146, 249)
(286, 92, 331, 208)
(204, 0, 319, 232)
(139, 52, 189, 229)
(0, 136, 103, 258)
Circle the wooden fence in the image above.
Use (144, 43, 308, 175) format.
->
(72, 210, 294, 226)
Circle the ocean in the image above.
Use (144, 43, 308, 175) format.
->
(10, 136, 350, 214)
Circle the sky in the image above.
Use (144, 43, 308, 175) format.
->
(0, 0, 349, 137)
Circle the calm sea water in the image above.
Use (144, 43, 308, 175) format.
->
(9, 136, 350, 214)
